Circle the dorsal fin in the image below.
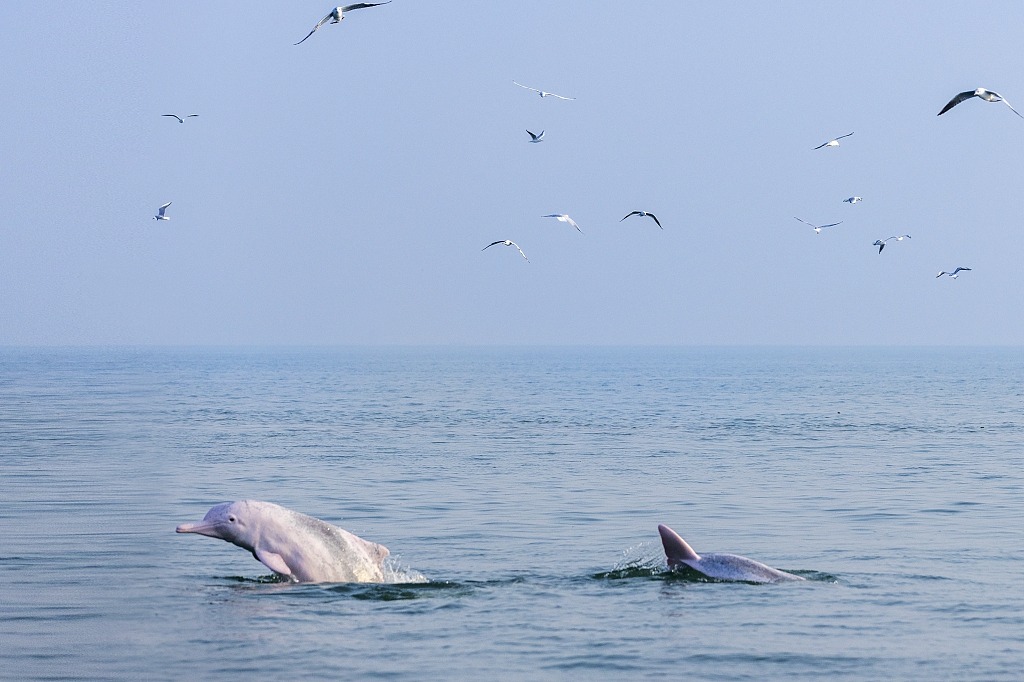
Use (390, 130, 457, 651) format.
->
(658, 524, 701, 565)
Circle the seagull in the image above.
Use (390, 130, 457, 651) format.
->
(794, 216, 842, 234)
(620, 210, 663, 229)
(844, 196, 863, 204)
(154, 202, 172, 221)
(872, 235, 911, 253)
(512, 81, 575, 100)
(482, 240, 529, 261)
(543, 214, 583, 233)
(294, 2, 392, 45)
(937, 88, 1023, 119)
(814, 132, 854, 149)
(936, 267, 972, 279)
(162, 114, 198, 124)
(527, 129, 545, 143)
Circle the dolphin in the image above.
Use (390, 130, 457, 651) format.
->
(176, 500, 390, 583)
(658, 524, 805, 583)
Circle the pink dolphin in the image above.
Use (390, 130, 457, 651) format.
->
(177, 500, 390, 583)
(658, 524, 805, 583)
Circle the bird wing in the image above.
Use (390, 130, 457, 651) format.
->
(936, 271, 948, 277)
(818, 221, 843, 229)
(566, 216, 582, 232)
(1000, 98, 1024, 119)
(482, 241, 504, 251)
(877, 243, 885, 253)
(813, 141, 829, 150)
(186, 114, 199, 118)
(342, 1, 392, 11)
(157, 202, 171, 216)
(953, 267, 971, 274)
(294, 11, 335, 45)
(513, 81, 541, 93)
(647, 213, 663, 228)
(527, 130, 541, 140)
(514, 244, 529, 261)
(546, 92, 575, 100)
(793, 217, 816, 227)
(836, 132, 854, 140)
(937, 90, 978, 115)
(621, 211, 640, 221)
(162, 114, 183, 123)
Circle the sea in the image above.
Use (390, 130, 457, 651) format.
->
(1, 346, 1021, 680)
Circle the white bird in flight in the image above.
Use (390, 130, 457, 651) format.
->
(936, 267, 972, 279)
(621, 211, 663, 229)
(162, 114, 198, 124)
(872, 235, 911, 253)
(482, 240, 529, 262)
(294, 2, 392, 45)
(153, 202, 172, 221)
(794, 216, 842, 234)
(527, 129, 545, 143)
(844, 196, 863, 204)
(543, 214, 583, 233)
(814, 132, 854, 149)
(512, 81, 575, 100)
(937, 88, 1023, 119)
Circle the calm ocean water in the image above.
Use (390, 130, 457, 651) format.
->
(1, 347, 1022, 680)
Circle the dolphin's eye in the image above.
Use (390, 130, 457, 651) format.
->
(228, 516, 237, 523)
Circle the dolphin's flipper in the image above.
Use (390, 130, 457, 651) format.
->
(254, 548, 293, 578)
(658, 524, 701, 566)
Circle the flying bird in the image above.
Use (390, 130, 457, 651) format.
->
(844, 196, 863, 204)
(153, 202, 172, 221)
(526, 129, 545, 143)
(512, 81, 575, 100)
(872, 235, 911, 253)
(543, 213, 583, 233)
(937, 88, 1023, 119)
(794, 216, 842, 234)
(294, 2, 392, 45)
(482, 240, 529, 261)
(936, 267, 972, 279)
(162, 114, 198, 123)
(814, 132, 854, 149)
(620, 210, 663, 229)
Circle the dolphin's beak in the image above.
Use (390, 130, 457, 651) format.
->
(176, 521, 216, 535)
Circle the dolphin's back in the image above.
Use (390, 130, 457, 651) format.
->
(254, 502, 390, 583)
(658, 523, 805, 584)
(686, 553, 804, 583)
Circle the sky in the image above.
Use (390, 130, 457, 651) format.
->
(1, 1, 1023, 346)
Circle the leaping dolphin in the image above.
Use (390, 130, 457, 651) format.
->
(177, 500, 390, 583)
(658, 524, 805, 583)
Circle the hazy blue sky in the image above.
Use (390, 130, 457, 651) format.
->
(2, 2, 1023, 345)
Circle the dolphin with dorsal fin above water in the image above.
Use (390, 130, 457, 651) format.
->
(658, 524, 805, 583)
(176, 500, 390, 583)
